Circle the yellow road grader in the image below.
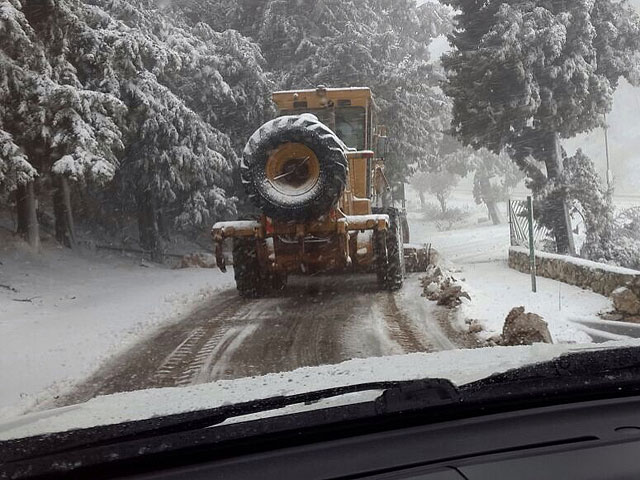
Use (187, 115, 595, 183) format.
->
(212, 86, 429, 297)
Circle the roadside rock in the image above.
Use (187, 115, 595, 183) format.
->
(502, 307, 553, 346)
(175, 253, 217, 269)
(425, 282, 440, 296)
(599, 312, 624, 322)
(421, 265, 471, 308)
(611, 287, 640, 316)
(467, 320, 483, 334)
(437, 285, 471, 308)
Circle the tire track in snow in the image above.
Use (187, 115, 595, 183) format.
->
(52, 274, 461, 409)
(149, 327, 207, 384)
(382, 293, 433, 353)
(50, 292, 247, 407)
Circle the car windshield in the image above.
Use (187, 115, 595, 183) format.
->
(2, 0, 640, 445)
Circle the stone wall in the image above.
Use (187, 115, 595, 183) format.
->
(508, 247, 640, 298)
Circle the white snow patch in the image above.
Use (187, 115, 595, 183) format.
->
(456, 260, 609, 344)
(51, 155, 79, 176)
(212, 220, 261, 231)
(396, 275, 456, 349)
(0, 239, 233, 418)
(406, 204, 612, 344)
(1, 340, 629, 441)
(342, 298, 402, 358)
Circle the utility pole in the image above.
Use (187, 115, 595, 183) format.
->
(604, 113, 612, 191)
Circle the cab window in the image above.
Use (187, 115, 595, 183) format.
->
(335, 107, 365, 150)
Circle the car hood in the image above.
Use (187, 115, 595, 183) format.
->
(0, 341, 630, 441)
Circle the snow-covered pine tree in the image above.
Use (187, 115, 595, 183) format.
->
(19, 0, 129, 246)
(69, 2, 228, 256)
(442, 0, 640, 254)
(0, 1, 38, 191)
(0, 0, 127, 246)
(189, 0, 455, 181)
(1, 0, 273, 255)
(0, 130, 34, 196)
(556, 149, 617, 262)
(82, 0, 273, 252)
(94, 0, 274, 152)
(0, 0, 48, 247)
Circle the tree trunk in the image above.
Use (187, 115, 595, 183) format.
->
(543, 132, 576, 255)
(53, 175, 76, 248)
(157, 208, 171, 242)
(16, 181, 40, 249)
(486, 201, 503, 225)
(436, 193, 447, 214)
(478, 174, 503, 225)
(137, 191, 163, 262)
(418, 190, 426, 208)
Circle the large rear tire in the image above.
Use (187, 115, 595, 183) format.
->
(241, 114, 348, 221)
(233, 239, 288, 297)
(401, 212, 410, 243)
(374, 208, 405, 291)
(233, 238, 266, 298)
(270, 272, 287, 292)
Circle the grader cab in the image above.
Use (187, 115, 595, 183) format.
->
(212, 86, 429, 297)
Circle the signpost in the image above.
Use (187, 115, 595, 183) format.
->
(527, 196, 537, 293)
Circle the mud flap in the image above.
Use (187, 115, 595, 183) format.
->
(214, 240, 227, 273)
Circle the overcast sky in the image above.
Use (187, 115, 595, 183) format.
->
(566, 0, 640, 193)
(427, 1, 640, 194)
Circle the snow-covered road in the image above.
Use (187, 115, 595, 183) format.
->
(1, 224, 476, 418)
(1, 201, 623, 420)
(51, 273, 470, 409)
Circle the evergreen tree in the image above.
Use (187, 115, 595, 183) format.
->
(0, 0, 38, 196)
(184, 0, 455, 180)
(0, 130, 34, 195)
(1, 0, 273, 255)
(79, 0, 273, 251)
(442, 0, 640, 253)
(557, 149, 616, 261)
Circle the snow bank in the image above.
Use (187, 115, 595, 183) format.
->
(2, 340, 629, 441)
(457, 260, 609, 344)
(0, 237, 233, 418)
(406, 207, 615, 345)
